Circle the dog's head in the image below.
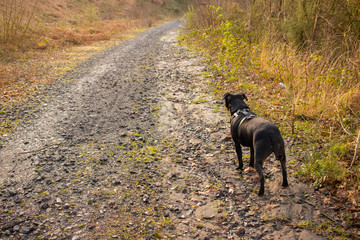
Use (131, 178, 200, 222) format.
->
(224, 93, 249, 114)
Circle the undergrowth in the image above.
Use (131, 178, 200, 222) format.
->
(180, 0, 360, 208)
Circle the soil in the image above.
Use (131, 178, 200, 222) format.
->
(0, 21, 358, 239)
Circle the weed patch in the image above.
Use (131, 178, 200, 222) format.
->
(72, 130, 176, 239)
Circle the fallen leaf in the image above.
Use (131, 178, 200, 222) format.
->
(245, 168, 254, 172)
(248, 210, 255, 216)
(208, 186, 219, 193)
(235, 196, 245, 201)
(265, 204, 279, 210)
(222, 136, 232, 142)
(323, 197, 331, 205)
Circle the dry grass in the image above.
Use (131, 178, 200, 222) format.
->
(257, 44, 360, 121)
(44, 19, 139, 47)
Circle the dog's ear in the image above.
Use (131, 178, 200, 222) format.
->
(241, 94, 248, 101)
(223, 93, 232, 110)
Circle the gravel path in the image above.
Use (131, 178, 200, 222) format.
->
(0, 21, 353, 239)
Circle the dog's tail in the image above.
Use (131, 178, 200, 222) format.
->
(269, 130, 285, 159)
(270, 136, 279, 158)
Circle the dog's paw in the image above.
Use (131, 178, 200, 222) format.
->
(258, 190, 265, 196)
(236, 166, 243, 172)
(258, 185, 265, 196)
(281, 182, 289, 187)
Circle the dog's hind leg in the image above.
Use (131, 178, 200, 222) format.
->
(280, 155, 288, 187)
(271, 135, 289, 188)
(254, 156, 265, 196)
(234, 143, 243, 170)
(249, 147, 254, 167)
(254, 140, 272, 196)
(277, 147, 288, 187)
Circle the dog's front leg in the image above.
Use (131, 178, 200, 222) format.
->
(235, 143, 243, 170)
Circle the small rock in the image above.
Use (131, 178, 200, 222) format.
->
(113, 179, 121, 185)
(52, 155, 65, 162)
(3, 220, 19, 230)
(143, 195, 149, 203)
(21, 226, 33, 234)
(13, 225, 20, 232)
(64, 226, 72, 231)
(8, 190, 17, 196)
(186, 210, 193, 216)
(246, 210, 255, 216)
(100, 156, 108, 164)
(235, 227, 246, 236)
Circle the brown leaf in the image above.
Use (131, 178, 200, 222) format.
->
(208, 186, 219, 193)
(222, 136, 232, 142)
(265, 204, 279, 210)
(235, 196, 245, 201)
(245, 168, 254, 172)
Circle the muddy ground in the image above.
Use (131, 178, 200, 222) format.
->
(0, 21, 358, 239)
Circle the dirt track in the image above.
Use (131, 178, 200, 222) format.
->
(0, 21, 355, 239)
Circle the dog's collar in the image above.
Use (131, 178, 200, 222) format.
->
(232, 108, 251, 118)
(231, 109, 256, 137)
(231, 108, 256, 127)
(233, 110, 241, 118)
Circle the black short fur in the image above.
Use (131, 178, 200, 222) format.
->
(224, 93, 289, 196)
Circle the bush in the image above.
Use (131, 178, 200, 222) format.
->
(0, 0, 38, 45)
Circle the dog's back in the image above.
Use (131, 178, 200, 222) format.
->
(237, 118, 280, 147)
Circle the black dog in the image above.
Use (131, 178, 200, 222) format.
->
(224, 93, 288, 196)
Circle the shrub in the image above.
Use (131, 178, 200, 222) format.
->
(0, 0, 38, 45)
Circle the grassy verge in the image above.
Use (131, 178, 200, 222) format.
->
(180, 0, 360, 219)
